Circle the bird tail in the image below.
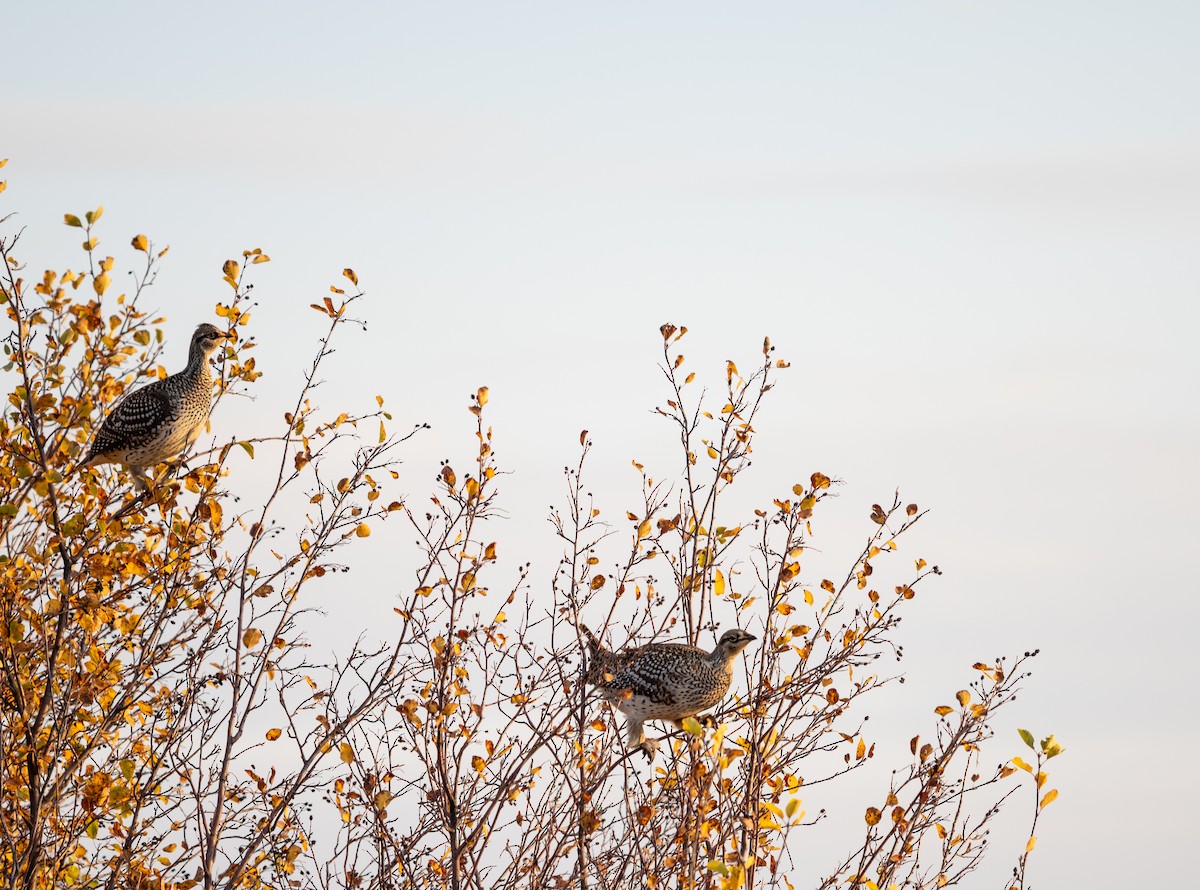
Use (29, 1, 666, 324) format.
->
(579, 624, 620, 687)
(578, 623, 603, 656)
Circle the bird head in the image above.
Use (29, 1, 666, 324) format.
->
(716, 628, 756, 659)
(192, 323, 230, 357)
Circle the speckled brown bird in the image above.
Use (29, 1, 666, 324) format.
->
(580, 625, 756, 759)
(81, 323, 228, 488)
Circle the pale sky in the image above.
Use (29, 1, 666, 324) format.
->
(6, 2, 1199, 885)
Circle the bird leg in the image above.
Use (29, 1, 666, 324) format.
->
(625, 718, 660, 762)
(129, 466, 153, 492)
(107, 466, 159, 521)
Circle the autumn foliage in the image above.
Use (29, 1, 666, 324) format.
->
(0, 169, 1061, 890)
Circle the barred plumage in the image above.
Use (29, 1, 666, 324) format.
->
(581, 625, 755, 759)
(83, 323, 228, 488)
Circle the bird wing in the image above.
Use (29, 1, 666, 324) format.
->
(88, 384, 178, 458)
(606, 645, 703, 706)
(606, 661, 678, 705)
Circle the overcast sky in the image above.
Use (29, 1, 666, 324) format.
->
(6, 2, 1199, 885)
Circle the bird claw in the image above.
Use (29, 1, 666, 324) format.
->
(637, 737, 660, 762)
(110, 491, 150, 522)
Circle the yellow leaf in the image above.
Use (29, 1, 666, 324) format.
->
(93, 272, 110, 296)
(1011, 756, 1032, 773)
(374, 790, 392, 809)
(637, 519, 651, 540)
(865, 807, 882, 826)
(222, 259, 239, 278)
(355, 523, 370, 537)
(706, 445, 719, 459)
(714, 569, 725, 596)
(1040, 789, 1058, 809)
(64, 213, 82, 227)
(251, 253, 270, 264)
(339, 742, 355, 764)
(266, 728, 282, 741)
(131, 233, 149, 251)
(343, 267, 358, 285)
(1025, 836, 1037, 853)
(956, 689, 970, 707)
(681, 717, 704, 736)
(471, 755, 486, 774)
(1040, 733, 1065, 758)
(242, 628, 262, 648)
(465, 478, 479, 499)
(590, 575, 606, 590)
(934, 705, 953, 717)
(785, 798, 800, 818)
(476, 386, 489, 406)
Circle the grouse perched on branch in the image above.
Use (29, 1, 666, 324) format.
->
(81, 323, 229, 489)
(580, 625, 755, 759)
